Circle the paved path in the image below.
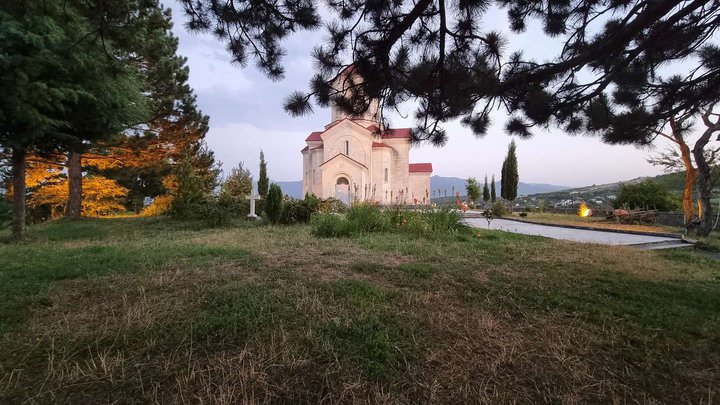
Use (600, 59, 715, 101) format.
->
(465, 218, 680, 246)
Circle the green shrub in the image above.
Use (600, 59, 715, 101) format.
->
(170, 159, 210, 220)
(490, 201, 507, 217)
(346, 203, 388, 233)
(298, 193, 321, 222)
(311, 204, 465, 238)
(417, 206, 465, 233)
(318, 197, 347, 213)
(614, 179, 680, 211)
(280, 199, 299, 224)
(265, 183, 283, 224)
(311, 213, 353, 237)
(277, 193, 321, 225)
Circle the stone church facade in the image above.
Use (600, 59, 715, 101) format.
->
(301, 72, 432, 205)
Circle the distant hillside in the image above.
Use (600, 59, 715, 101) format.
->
(430, 175, 569, 198)
(273, 176, 570, 199)
(514, 171, 714, 210)
(275, 180, 303, 198)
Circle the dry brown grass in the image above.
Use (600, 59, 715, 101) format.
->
(0, 218, 718, 404)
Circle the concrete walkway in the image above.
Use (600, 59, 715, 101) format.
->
(465, 218, 681, 246)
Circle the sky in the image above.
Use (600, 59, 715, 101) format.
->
(167, 2, 673, 188)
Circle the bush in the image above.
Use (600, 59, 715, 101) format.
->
(318, 197, 347, 213)
(170, 159, 210, 220)
(311, 213, 354, 237)
(141, 195, 174, 217)
(614, 179, 680, 211)
(490, 201, 507, 217)
(196, 193, 238, 227)
(346, 203, 388, 233)
(311, 204, 465, 238)
(280, 199, 299, 224)
(416, 206, 465, 234)
(265, 183, 283, 224)
(279, 193, 321, 225)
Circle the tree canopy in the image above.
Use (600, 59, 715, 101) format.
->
(181, 0, 720, 145)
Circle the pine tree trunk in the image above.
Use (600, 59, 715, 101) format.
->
(681, 168, 697, 225)
(65, 150, 83, 218)
(692, 127, 715, 237)
(694, 162, 712, 237)
(671, 118, 698, 225)
(11, 147, 26, 239)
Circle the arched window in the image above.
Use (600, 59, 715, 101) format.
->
(384, 168, 388, 183)
(344, 140, 349, 155)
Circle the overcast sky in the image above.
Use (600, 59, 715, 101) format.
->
(168, 2, 675, 188)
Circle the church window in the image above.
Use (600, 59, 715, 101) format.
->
(344, 140, 349, 155)
(384, 168, 388, 183)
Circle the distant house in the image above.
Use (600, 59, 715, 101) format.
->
(301, 67, 432, 205)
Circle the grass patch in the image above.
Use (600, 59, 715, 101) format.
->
(0, 217, 718, 403)
(319, 316, 401, 380)
(196, 284, 286, 343)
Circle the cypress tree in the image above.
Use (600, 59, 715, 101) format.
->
(482, 175, 490, 203)
(490, 174, 497, 203)
(265, 183, 283, 224)
(500, 140, 519, 209)
(258, 151, 269, 198)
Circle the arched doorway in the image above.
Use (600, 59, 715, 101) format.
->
(335, 176, 350, 205)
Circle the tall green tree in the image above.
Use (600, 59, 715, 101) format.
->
(0, 2, 90, 237)
(482, 175, 490, 203)
(258, 151, 269, 198)
(265, 183, 283, 224)
(490, 174, 497, 203)
(501, 140, 519, 209)
(88, 2, 215, 213)
(466, 177, 480, 204)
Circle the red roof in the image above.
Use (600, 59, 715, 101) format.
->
(301, 144, 324, 152)
(382, 128, 412, 139)
(372, 142, 391, 148)
(305, 131, 323, 141)
(409, 163, 433, 173)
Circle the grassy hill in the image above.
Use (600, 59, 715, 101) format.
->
(0, 218, 718, 403)
(515, 171, 717, 210)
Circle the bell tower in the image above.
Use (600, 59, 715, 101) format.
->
(330, 67, 381, 128)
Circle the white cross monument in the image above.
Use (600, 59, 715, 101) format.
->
(246, 185, 261, 220)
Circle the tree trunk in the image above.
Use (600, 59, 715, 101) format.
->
(680, 167, 698, 225)
(692, 126, 715, 237)
(693, 156, 712, 236)
(65, 150, 83, 218)
(673, 125, 697, 225)
(11, 147, 27, 239)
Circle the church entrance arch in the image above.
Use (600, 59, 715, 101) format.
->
(335, 176, 351, 205)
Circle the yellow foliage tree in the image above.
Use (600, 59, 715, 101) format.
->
(28, 176, 128, 217)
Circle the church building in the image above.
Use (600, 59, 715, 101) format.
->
(301, 70, 433, 205)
